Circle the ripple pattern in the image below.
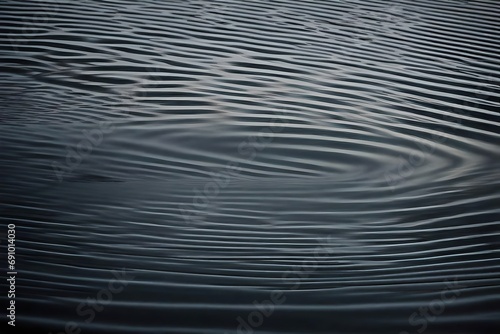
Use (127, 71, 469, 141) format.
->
(1, 0, 499, 333)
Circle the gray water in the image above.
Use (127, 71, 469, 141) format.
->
(1, 0, 499, 333)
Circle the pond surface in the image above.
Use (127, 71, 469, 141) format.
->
(1, 0, 499, 333)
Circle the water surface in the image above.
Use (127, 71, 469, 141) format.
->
(1, 0, 499, 333)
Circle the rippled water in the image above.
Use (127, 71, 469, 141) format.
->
(1, 0, 499, 333)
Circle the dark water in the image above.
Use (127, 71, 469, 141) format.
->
(1, 0, 500, 333)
